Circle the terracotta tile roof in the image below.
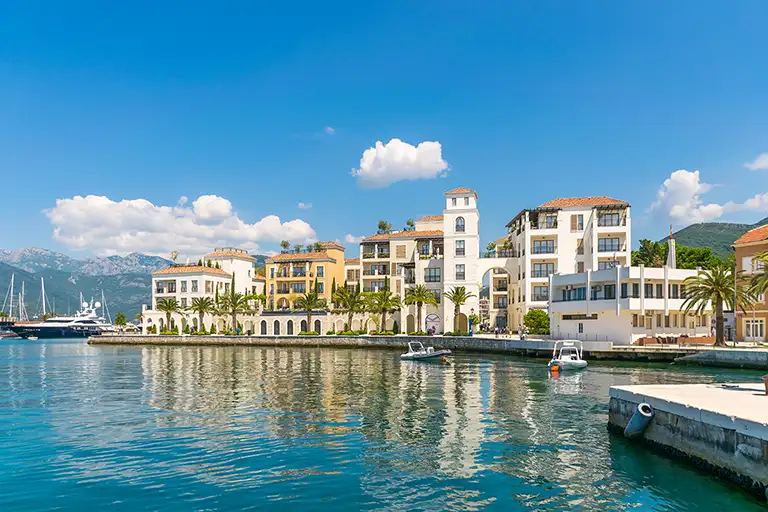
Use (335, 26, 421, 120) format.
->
(446, 187, 478, 198)
(344, 258, 360, 264)
(418, 215, 443, 222)
(320, 241, 345, 251)
(153, 265, 231, 277)
(266, 251, 336, 263)
(390, 229, 444, 239)
(362, 233, 393, 242)
(538, 196, 628, 208)
(734, 225, 768, 245)
(493, 235, 510, 245)
(205, 249, 257, 261)
(252, 275, 266, 281)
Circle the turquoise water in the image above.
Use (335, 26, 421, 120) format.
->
(0, 339, 765, 511)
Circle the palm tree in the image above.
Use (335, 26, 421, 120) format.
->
(189, 297, 215, 332)
(749, 251, 768, 293)
(294, 244, 304, 253)
(313, 242, 324, 253)
(377, 220, 392, 234)
(156, 298, 180, 332)
(280, 240, 290, 252)
(295, 290, 326, 332)
(404, 284, 438, 332)
(365, 289, 401, 332)
(682, 266, 755, 346)
(218, 292, 254, 333)
(333, 284, 365, 330)
(404, 218, 415, 231)
(444, 286, 476, 330)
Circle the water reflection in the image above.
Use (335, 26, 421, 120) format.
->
(0, 340, 764, 511)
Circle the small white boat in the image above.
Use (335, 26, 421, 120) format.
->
(27, 336, 39, 341)
(548, 341, 588, 371)
(400, 341, 451, 361)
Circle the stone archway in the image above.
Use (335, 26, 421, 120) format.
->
(192, 317, 198, 331)
(406, 314, 415, 333)
(455, 313, 468, 333)
(335, 319, 344, 332)
(287, 320, 294, 335)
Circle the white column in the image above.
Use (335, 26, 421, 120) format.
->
(615, 265, 621, 316)
(639, 264, 645, 316)
(585, 269, 591, 317)
(663, 265, 669, 316)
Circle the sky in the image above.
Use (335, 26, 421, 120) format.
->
(2, 1, 768, 259)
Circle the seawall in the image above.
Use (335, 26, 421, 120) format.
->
(609, 384, 768, 500)
(674, 349, 768, 370)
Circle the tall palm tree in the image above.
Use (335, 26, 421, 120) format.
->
(444, 286, 476, 330)
(295, 290, 326, 332)
(189, 297, 215, 332)
(156, 298, 180, 331)
(749, 251, 768, 293)
(312, 241, 324, 253)
(218, 292, 255, 333)
(682, 266, 755, 346)
(404, 284, 438, 332)
(333, 284, 365, 330)
(280, 240, 290, 252)
(365, 289, 401, 332)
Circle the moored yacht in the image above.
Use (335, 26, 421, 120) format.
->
(10, 301, 117, 339)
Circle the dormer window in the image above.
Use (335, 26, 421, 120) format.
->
(455, 216, 465, 233)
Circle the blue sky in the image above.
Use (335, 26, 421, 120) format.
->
(2, 1, 768, 258)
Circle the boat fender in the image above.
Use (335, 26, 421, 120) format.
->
(624, 403, 654, 439)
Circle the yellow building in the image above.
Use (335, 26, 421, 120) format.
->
(264, 242, 346, 310)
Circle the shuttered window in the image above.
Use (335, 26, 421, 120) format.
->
(396, 245, 406, 258)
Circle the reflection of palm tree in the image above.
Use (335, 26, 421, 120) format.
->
(404, 284, 437, 332)
(683, 266, 754, 346)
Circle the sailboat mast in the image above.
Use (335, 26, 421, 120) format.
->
(41, 277, 46, 316)
(8, 274, 13, 319)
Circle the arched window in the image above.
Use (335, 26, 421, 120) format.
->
(300, 320, 308, 332)
(287, 320, 294, 335)
(455, 216, 465, 233)
(260, 320, 267, 335)
(314, 319, 321, 333)
(273, 320, 281, 335)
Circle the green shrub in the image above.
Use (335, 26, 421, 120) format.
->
(299, 331, 319, 335)
(372, 331, 395, 336)
(523, 309, 550, 335)
(443, 331, 469, 337)
(210, 323, 217, 334)
(408, 331, 429, 336)
(338, 330, 359, 336)
(183, 324, 190, 334)
(326, 329, 336, 335)
(393, 321, 399, 335)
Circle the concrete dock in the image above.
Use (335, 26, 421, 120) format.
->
(674, 348, 768, 370)
(609, 383, 768, 500)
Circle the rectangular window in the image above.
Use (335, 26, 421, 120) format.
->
(533, 286, 548, 301)
(621, 283, 628, 298)
(532, 239, 555, 254)
(396, 245, 406, 258)
(464, 197, 470, 206)
(604, 284, 616, 299)
(206, 281, 213, 293)
(181, 298, 187, 307)
(598, 213, 621, 227)
(578, 322, 584, 334)
(577, 239, 584, 255)
(317, 266, 324, 278)
(456, 264, 466, 281)
(270, 268, 275, 279)
(577, 261, 585, 273)
(680, 285, 686, 298)
(167, 281, 177, 293)
(431, 290, 441, 304)
(665, 315, 670, 328)
(598, 261, 618, 270)
(496, 297, 508, 309)
(644, 283, 653, 298)
(191, 280, 198, 293)
(270, 284, 274, 294)
(452, 198, 457, 206)
(656, 283, 663, 298)
(180, 281, 187, 293)
(224, 283, 230, 293)
(597, 238, 621, 252)
(672, 314, 678, 327)
(455, 240, 465, 256)
(645, 316, 652, 330)
(317, 282, 325, 294)
(533, 263, 555, 278)
(425, 268, 441, 283)
(656, 314, 662, 328)
(632, 283, 640, 298)
(577, 214, 583, 230)
(290, 283, 306, 293)
(632, 314, 638, 327)
(670, 284, 679, 299)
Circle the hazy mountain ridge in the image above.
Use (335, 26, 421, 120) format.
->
(0, 248, 172, 275)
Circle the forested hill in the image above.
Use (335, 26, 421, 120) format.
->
(658, 217, 768, 259)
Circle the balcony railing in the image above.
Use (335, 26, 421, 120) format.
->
(362, 253, 376, 259)
(597, 244, 626, 253)
(531, 270, 554, 278)
(597, 217, 627, 227)
(363, 287, 386, 293)
(494, 303, 508, 309)
(495, 285, 508, 292)
(363, 268, 389, 276)
(532, 221, 557, 230)
(377, 252, 390, 259)
(276, 289, 290, 295)
(419, 253, 444, 260)
(532, 246, 557, 255)
(532, 294, 549, 302)
(292, 271, 307, 277)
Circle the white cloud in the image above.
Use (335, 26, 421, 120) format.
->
(45, 194, 317, 258)
(744, 153, 768, 171)
(650, 170, 724, 224)
(324, 126, 336, 135)
(351, 138, 449, 188)
(344, 234, 365, 244)
(297, 201, 312, 210)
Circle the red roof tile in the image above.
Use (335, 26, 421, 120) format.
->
(418, 215, 443, 222)
(265, 251, 336, 263)
(205, 249, 257, 261)
(319, 241, 345, 251)
(153, 265, 230, 277)
(538, 196, 628, 208)
(344, 258, 360, 264)
(390, 229, 444, 239)
(362, 233, 393, 242)
(734, 225, 768, 245)
(446, 187, 478, 198)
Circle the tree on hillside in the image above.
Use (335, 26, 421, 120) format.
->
(683, 266, 755, 346)
(631, 239, 725, 269)
(632, 239, 666, 267)
(404, 284, 438, 332)
(377, 220, 392, 234)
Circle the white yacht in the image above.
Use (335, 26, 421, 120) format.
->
(10, 301, 117, 339)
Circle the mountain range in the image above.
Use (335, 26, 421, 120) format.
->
(661, 217, 768, 259)
(0, 248, 267, 320)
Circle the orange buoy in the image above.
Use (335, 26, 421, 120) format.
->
(550, 365, 560, 372)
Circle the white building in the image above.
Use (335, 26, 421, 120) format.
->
(549, 265, 712, 345)
(496, 196, 631, 328)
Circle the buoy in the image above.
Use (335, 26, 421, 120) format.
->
(441, 356, 448, 363)
(624, 402, 655, 439)
(550, 365, 559, 372)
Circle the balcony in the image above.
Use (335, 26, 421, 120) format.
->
(362, 253, 376, 259)
(531, 246, 557, 255)
(377, 252, 390, 259)
(531, 270, 553, 278)
(276, 288, 290, 295)
(363, 268, 389, 276)
(597, 244, 626, 253)
(292, 270, 307, 278)
(494, 285, 508, 292)
(531, 221, 557, 230)
(597, 216, 627, 227)
(532, 294, 549, 302)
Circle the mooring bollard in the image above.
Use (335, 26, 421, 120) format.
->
(624, 402, 654, 439)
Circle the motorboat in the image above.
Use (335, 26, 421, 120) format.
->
(548, 341, 588, 371)
(9, 300, 117, 339)
(400, 341, 451, 361)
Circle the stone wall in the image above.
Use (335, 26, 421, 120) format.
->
(675, 349, 768, 370)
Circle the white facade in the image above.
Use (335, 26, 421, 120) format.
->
(549, 265, 712, 345)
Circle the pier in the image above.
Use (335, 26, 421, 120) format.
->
(674, 348, 768, 370)
(608, 383, 768, 500)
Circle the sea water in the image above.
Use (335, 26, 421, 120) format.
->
(0, 338, 764, 511)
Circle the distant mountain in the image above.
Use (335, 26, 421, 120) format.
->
(659, 217, 768, 259)
(0, 248, 171, 275)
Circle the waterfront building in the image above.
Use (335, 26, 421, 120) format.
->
(549, 265, 712, 345)
(732, 225, 768, 342)
(494, 197, 631, 329)
(264, 242, 346, 310)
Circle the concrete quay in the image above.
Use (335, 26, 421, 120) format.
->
(674, 348, 768, 370)
(609, 383, 768, 500)
(90, 334, 720, 362)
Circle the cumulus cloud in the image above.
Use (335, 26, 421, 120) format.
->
(650, 169, 768, 227)
(745, 153, 768, 171)
(297, 201, 312, 210)
(45, 194, 317, 257)
(324, 126, 336, 135)
(344, 234, 365, 244)
(351, 138, 449, 188)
